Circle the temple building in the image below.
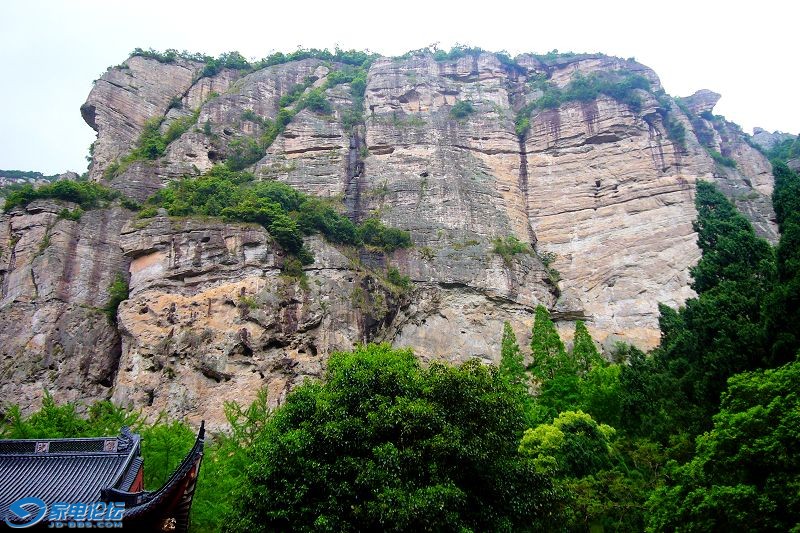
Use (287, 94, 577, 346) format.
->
(0, 423, 204, 531)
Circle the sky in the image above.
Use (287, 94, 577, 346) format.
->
(1, 0, 798, 174)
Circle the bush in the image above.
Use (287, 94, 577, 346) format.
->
(665, 117, 687, 149)
(278, 78, 315, 108)
(163, 110, 199, 144)
(57, 207, 83, 221)
(450, 100, 475, 119)
(387, 266, 411, 290)
(515, 70, 651, 136)
(515, 114, 531, 137)
(105, 273, 129, 324)
(492, 235, 530, 264)
(253, 47, 378, 70)
(201, 51, 251, 78)
(707, 148, 738, 168)
(225, 137, 264, 171)
(142, 167, 410, 261)
(358, 217, 413, 251)
(431, 45, 485, 62)
(297, 88, 332, 114)
(3, 180, 119, 212)
(130, 117, 167, 160)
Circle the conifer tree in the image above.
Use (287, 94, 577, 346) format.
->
(529, 305, 570, 381)
(572, 320, 602, 374)
(765, 161, 800, 365)
(499, 321, 527, 387)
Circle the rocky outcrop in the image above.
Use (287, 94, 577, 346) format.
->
(681, 89, 721, 115)
(109, 214, 553, 428)
(751, 127, 794, 152)
(0, 200, 132, 411)
(0, 49, 782, 424)
(677, 94, 778, 241)
(83, 56, 206, 181)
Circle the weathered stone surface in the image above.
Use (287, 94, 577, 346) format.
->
(0, 49, 774, 424)
(677, 99, 778, 241)
(522, 95, 701, 347)
(84, 56, 204, 180)
(0, 201, 132, 411)
(681, 89, 721, 115)
(113, 219, 407, 428)
(751, 127, 794, 152)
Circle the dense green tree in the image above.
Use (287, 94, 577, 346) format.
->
(617, 341, 673, 438)
(572, 320, 602, 375)
(765, 161, 800, 365)
(529, 305, 571, 381)
(224, 344, 563, 532)
(499, 322, 538, 426)
(520, 410, 664, 531)
(499, 321, 526, 386)
(620, 181, 777, 440)
(3, 179, 119, 212)
(690, 181, 775, 294)
(0, 395, 195, 490)
(577, 364, 622, 428)
(646, 359, 800, 531)
(520, 410, 615, 478)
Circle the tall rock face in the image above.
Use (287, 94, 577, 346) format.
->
(0, 50, 779, 426)
(0, 201, 131, 411)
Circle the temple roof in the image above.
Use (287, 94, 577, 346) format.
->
(1, 424, 204, 531)
(0, 429, 141, 524)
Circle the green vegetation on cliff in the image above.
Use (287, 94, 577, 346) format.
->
(3, 179, 120, 212)
(515, 70, 651, 137)
(104, 111, 200, 179)
(0, 169, 61, 181)
(6, 47, 800, 532)
(139, 166, 411, 263)
(130, 47, 378, 78)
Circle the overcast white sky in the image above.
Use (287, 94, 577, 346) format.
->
(1, 0, 798, 174)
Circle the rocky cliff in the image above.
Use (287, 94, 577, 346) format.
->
(1, 49, 779, 427)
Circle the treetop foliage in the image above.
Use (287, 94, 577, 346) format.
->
(572, 320, 602, 374)
(646, 360, 800, 531)
(0, 169, 60, 181)
(529, 305, 569, 381)
(519, 410, 616, 478)
(130, 47, 379, 77)
(690, 180, 776, 294)
(224, 344, 563, 532)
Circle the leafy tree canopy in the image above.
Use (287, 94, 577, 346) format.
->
(224, 344, 564, 532)
(646, 359, 800, 532)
